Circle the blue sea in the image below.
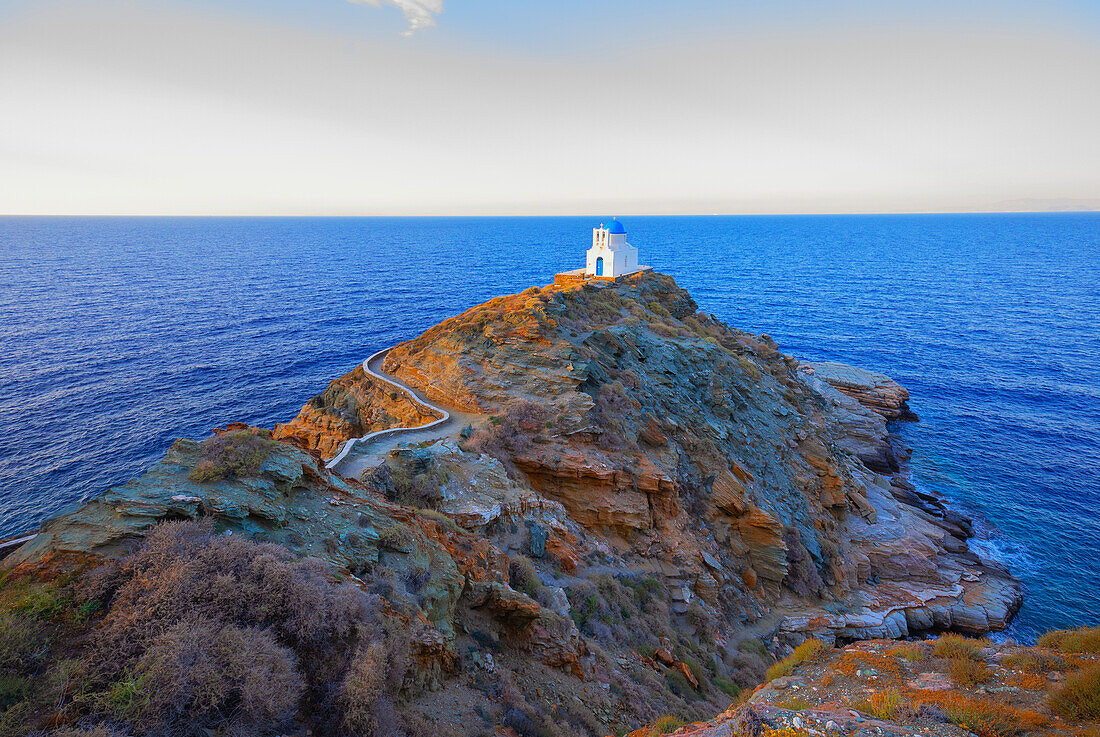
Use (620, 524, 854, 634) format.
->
(1, 214, 1098, 642)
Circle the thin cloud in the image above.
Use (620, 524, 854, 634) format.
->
(348, 0, 443, 35)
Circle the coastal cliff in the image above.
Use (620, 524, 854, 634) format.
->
(0, 271, 1024, 737)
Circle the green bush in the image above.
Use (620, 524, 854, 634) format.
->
(664, 668, 694, 698)
(712, 675, 740, 697)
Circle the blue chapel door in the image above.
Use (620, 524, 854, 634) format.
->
(596, 257, 604, 276)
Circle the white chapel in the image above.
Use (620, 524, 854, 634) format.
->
(585, 218, 644, 278)
(553, 218, 650, 285)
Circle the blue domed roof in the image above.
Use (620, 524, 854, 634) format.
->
(607, 218, 626, 234)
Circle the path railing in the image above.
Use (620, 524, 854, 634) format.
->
(324, 347, 451, 470)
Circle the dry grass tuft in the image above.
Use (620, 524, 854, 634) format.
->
(1006, 672, 1048, 690)
(933, 633, 987, 661)
(854, 688, 906, 720)
(1049, 664, 1100, 721)
(1038, 627, 1100, 654)
(765, 639, 828, 682)
(648, 714, 686, 735)
(887, 643, 927, 662)
(774, 695, 810, 710)
(949, 657, 993, 687)
(1002, 650, 1062, 674)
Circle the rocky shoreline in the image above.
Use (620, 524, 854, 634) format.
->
(0, 270, 1023, 737)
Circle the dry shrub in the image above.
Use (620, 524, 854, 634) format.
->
(593, 380, 636, 449)
(375, 454, 449, 509)
(933, 633, 986, 661)
(93, 520, 370, 663)
(949, 657, 993, 687)
(340, 643, 387, 735)
(188, 429, 277, 482)
(509, 556, 541, 597)
(463, 400, 549, 463)
(80, 520, 386, 736)
(1049, 664, 1100, 721)
(765, 639, 828, 682)
(854, 687, 906, 720)
(1038, 627, 1100, 654)
(834, 652, 903, 683)
(126, 619, 304, 733)
(913, 690, 1047, 737)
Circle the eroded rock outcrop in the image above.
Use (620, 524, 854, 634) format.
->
(803, 360, 919, 421)
(274, 363, 441, 457)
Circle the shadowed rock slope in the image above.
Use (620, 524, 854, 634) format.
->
(1, 271, 1020, 737)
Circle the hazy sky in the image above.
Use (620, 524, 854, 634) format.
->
(1, 0, 1098, 215)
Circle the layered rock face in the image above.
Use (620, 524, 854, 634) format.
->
(803, 360, 919, 422)
(5, 271, 1021, 736)
(274, 363, 440, 457)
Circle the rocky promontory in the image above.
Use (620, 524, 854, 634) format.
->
(0, 271, 1021, 737)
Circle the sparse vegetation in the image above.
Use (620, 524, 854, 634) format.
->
(188, 429, 276, 482)
(509, 555, 542, 597)
(912, 690, 1048, 737)
(834, 651, 903, 682)
(462, 400, 550, 467)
